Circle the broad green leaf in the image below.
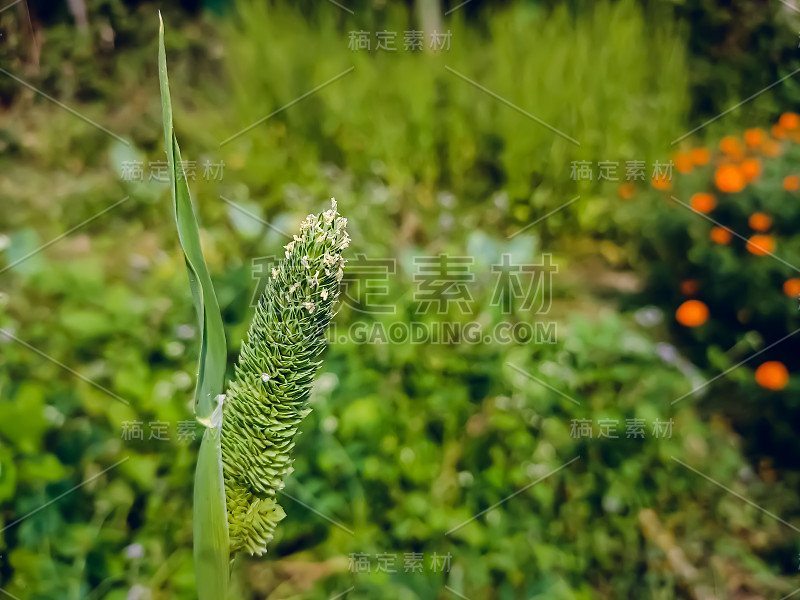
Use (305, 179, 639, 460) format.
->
(158, 14, 230, 599)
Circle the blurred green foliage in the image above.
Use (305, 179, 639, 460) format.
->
(0, 1, 798, 599)
(663, 0, 800, 132)
(210, 0, 688, 239)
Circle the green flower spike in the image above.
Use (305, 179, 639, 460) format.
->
(220, 199, 349, 555)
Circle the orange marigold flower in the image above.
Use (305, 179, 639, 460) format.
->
(651, 173, 671, 190)
(744, 128, 764, 147)
(772, 124, 787, 139)
(746, 234, 775, 255)
(673, 152, 693, 174)
(755, 361, 789, 391)
(720, 136, 744, 159)
(618, 183, 635, 199)
(763, 139, 782, 157)
(680, 279, 699, 295)
(676, 299, 709, 327)
(784, 175, 800, 191)
(710, 227, 732, 244)
(783, 278, 800, 297)
(690, 148, 710, 165)
(779, 112, 800, 130)
(715, 164, 746, 193)
(690, 192, 716, 213)
(740, 158, 761, 181)
(748, 212, 772, 231)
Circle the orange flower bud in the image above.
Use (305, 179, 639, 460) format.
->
(690, 193, 716, 214)
(744, 128, 764, 147)
(783, 278, 800, 297)
(710, 227, 732, 244)
(748, 212, 772, 231)
(676, 300, 709, 327)
(715, 164, 745, 193)
(746, 234, 775, 255)
(755, 361, 789, 390)
(779, 112, 800, 130)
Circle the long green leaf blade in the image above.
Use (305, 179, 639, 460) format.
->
(194, 431, 230, 599)
(158, 14, 230, 599)
(157, 13, 226, 423)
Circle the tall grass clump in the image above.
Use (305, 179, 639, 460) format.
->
(205, 0, 688, 237)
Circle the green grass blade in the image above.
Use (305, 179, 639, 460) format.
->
(158, 14, 230, 599)
(193, 431, 230, 599)
(157, 13, 226, 423)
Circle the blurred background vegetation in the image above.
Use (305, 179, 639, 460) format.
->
(1, 0, 800, 598)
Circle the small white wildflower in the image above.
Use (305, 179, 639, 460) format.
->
(127, 584, 151, 600)
(336, 268, 343, 281)
(301, 255, 311, 269)
(261, 373, 270, 382)
(271, 268, 279, 279)
(302, 301, 315, 313)
(300, 216, 315, 233)
(308, 271, 319, 287)
(284, 240, 295, 252)
(321, 289, 329, 300)
(124, 543, 144, 559)
(323, 199, 337, 224)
